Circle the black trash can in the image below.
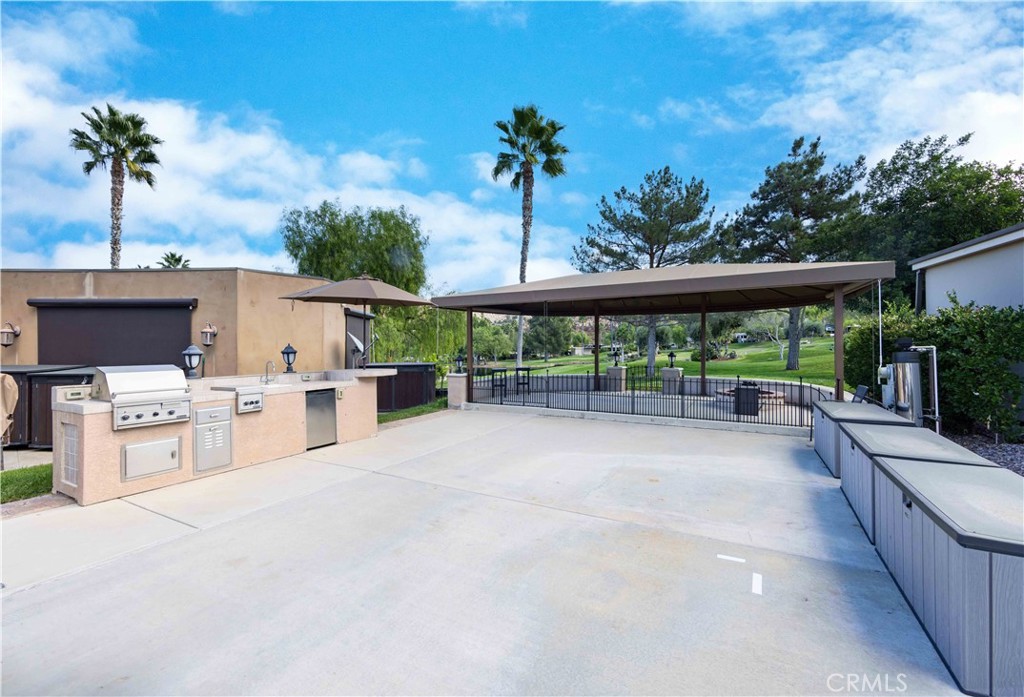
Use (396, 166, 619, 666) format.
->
(735, 383, 760, 416)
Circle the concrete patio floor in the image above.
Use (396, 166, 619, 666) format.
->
(2, 410, 959, 696)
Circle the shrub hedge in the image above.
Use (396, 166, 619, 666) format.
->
(846, 297, 1024, 441)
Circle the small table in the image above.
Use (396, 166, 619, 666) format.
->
(515, 367, 532, 394)
(491, 368, 508, 397)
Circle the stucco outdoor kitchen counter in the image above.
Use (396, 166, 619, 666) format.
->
(50, 368, 396, 505)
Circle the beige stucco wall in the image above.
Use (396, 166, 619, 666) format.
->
(235, 269, 346, 375)
(0, 268, 346, 376)
(337, 378, 379, 442)
(924, 240, 1024, 314)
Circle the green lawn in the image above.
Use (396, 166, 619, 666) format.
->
(482, 338, 840, 388)
(0, 463, 53, 504)
(377, 397, 448, 424)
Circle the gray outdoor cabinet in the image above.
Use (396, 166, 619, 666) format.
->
(837, 422, 996, 544)
(813, 401, 913, 478)
(873, 457, 1024, 697)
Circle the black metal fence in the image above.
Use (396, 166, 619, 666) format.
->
(471, 370, 832, 431)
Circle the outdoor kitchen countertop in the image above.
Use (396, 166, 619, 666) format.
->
(51, 368, 397, 414)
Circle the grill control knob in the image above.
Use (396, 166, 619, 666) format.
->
(135, 413, 144, 419)
(121, 414, 130, 421)
(152, 411, 160, 417)
(168, 409, 175, 415)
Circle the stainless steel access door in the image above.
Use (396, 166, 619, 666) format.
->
(194, 407, 232, 472)
(306, 389, 337, 450)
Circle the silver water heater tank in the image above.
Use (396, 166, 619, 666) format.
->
(893, 350, 924, 426)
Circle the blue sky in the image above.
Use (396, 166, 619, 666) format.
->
(2, 1, 1022, 292)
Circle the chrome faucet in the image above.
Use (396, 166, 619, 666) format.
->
(263, 360, 276, 384)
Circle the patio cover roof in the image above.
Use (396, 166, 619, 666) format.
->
(432, 261, 895, 316)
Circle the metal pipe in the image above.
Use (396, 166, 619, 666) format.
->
(877, 278, 884, 384)
(466, 309, 474, 403)
(834, 284, 845, 401)
(912, 345, 941, 435)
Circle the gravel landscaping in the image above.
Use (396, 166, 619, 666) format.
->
(946, 433, 1024, 476)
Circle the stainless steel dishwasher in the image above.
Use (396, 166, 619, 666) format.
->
(306, 389, 337, 449)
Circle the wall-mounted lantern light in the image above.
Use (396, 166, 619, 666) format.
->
(668, 351, 677, 368)
(200, 321, 218, 347)
(0, 322, 21, 348)
(281, 343, 297, 373)
(182, 344, 204, 379)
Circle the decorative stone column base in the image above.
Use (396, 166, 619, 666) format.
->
(661, 367, 682, 395)
(447, 373, 467, 407)
(606, 366, 626, 392)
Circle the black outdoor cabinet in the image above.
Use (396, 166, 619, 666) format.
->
(368, 363, 436, 412)
(735, 383, 760, 416)
(1, 365, 87, 448)
(28, 367, 96, 448)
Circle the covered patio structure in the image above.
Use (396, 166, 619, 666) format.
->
(433, 261, 894, 415)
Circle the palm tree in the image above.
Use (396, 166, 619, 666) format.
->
(157, 251, 190, 268)
(492, 104, 568, 366)
(70, 103, 163, 269)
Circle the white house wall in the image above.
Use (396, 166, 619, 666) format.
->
(924, 240, 1024, 314)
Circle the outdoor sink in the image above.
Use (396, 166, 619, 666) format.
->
(209, 384, 265, 395)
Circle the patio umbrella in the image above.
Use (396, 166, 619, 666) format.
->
(280, 274, 435, 365)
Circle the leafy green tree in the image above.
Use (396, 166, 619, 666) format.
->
(69, 103, 163, 269)
(492, 104, 569, 366)
(524, 316, 573, 359)
(157, 251, 190, 268)
(472, 316, 515, 362)
(716, 136, 865, 369)
(842, 134, 1024, 302)
(280, 200, 427, 293)
(371, 284, 465, 370)
(573, 166, 714, 375)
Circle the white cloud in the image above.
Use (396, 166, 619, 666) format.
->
(470, 188, 495, 203)
(468, 151, 502, 185)
(337, 151, 400, 186)
(658, 97, 743, 133)
(559, 191, 590, 207)
(499, 256, 577, 288)
(1, 8, 140, 76)
(631, 112, 655, 129)
(753, 3, 1023, 164)
(658, 97, 693, 121)
(406, 157, 429, 179)
(47, 238, 293, 271)
(454, 2, 528, 29)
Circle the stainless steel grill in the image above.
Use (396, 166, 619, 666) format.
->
(92, 365, 192, 430)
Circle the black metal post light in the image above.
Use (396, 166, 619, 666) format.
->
(612, 347, 620, 367)
(456, 353, 464, 373)
(0, 322, 20, 347)
(182, 344, 203, 379)
(281, 343, 297, 372)
(668, 351, 676, 368)
(200, 321, 218, 347)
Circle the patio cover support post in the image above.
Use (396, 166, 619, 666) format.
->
(593, 311, 601, 392)
(700, 295, 708, 396)
(466, 308, 474, 403)
(834, 286, 844, 401)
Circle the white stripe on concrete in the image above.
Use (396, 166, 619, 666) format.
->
(752, 573, 763, 595)
(717, 554, 746, 563)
